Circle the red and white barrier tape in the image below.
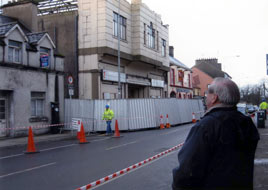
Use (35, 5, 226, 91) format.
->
(0, 123, 71, 131)
(75, 143, 184, 190)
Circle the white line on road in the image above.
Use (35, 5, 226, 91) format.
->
(0, 162, 56, 178)
(40, 144, 76, 152)
(160, 128, 182, 135)
(254, 159, 268, 165)
(106, 141, 137, 150)
(0, 137, 109, 160)
(0, 153, 24, 160)
(91, 138, 110, 142)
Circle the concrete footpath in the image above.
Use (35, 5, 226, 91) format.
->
(0, 122, 268, 189)
(254, 124, 268, 190)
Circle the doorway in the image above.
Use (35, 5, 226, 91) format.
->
(0, 98, 7, 137)
(128, 85, 145, 99)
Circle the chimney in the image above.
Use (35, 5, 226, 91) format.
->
(2, 0, 38, 32)
(169, 46, 174, 57)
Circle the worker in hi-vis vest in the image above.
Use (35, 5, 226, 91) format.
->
(102, 105, 114, 135)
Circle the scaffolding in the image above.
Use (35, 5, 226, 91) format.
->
(37, 0, 78, 15)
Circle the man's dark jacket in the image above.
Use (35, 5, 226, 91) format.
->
(172, 106, 260, 190)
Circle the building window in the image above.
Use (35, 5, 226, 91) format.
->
(113, 12, 127, 40)
(31, 92, 45, 117)
(8, 40, 22, 63)
(144, 23, 147, 45)
(161, 39, 166, 56)
(147, 22, 155, 49)
(157, 31, 159, 50)
(188, 74, 191, 88)
(40, 47, 50, 68)
(178, 70, 184, 85)
(170, 68, 175, 85)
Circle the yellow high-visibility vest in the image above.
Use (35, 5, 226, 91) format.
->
(102, 109, 114, 121)
(259, 101, 268, 110)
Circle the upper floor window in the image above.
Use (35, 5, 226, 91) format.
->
(161, 39, 166, 57)
(188, 74, 191, 88)
(148, 22, 155, 49)
(8, 40, 22, 63)
(178, 70, 184, 83)
(144, 23, 147, 45)
(31, 92, 45, 117)
(40, 47, 51, 68)
(113, 12, 127, 40)
(170, 68, 175, 85)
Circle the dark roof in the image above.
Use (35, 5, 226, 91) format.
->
(170, 56, 191, 71)
(27, 32, 46, 44)
(192, 62, 228, 78)
(0, 15, 17, 25)
(0, 22, 16, 36)
(26, 43, 37, 51)
(0, 15, 31, 34)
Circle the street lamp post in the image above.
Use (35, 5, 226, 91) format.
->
(117, 0, 121, 99)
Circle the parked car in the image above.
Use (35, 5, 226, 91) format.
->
(237, 103, 247, 115)
(247, 105, 256, 114)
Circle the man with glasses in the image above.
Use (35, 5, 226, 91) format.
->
(172, 77, 260, 190)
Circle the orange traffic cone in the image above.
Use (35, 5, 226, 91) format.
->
(25, 127, 39, 154)
(79, 122, 89, 144)
(192, 112, 196, 123)
(166, 114, 171, 128)
(160, 115, 165, 129)
(113, 120, 123, 138)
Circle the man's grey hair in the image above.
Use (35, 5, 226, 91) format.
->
(208, 77, 240, 106)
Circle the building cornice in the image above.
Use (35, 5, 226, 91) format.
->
(78, 46, 169, 71)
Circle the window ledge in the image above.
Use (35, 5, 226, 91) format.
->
(29, 116, 48, 123)
(112, 36, 128, 44)
(143, 45, 159, 53)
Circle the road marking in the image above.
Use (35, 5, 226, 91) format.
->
(0, 162, 56, 178)
(106, 141, 137, 150)
(160, 128, 182, 135)
(254, 159, 268, 165)
(40, 144, 76, 152)
(0, 138, 108, 160)
(91, 138, 110, 142)
(0, 153, 24, 160)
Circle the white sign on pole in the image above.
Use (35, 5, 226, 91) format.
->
(72, 118, 82, 131)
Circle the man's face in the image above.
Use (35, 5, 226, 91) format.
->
(206, 92, 214, 109)
(206, 85, 218, 109)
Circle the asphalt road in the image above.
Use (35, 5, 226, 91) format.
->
(0, 124, 193, 190)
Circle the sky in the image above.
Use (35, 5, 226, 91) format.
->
(139, 0, 268, 87)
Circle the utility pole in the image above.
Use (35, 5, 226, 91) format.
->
(117, 0, 121, 99)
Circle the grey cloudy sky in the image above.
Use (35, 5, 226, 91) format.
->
(141, 0, 268, 87)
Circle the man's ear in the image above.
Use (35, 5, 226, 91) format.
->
(211, 94, 219, 104)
